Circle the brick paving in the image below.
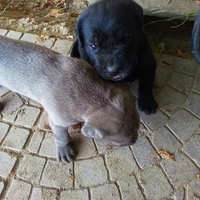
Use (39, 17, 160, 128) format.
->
(0, 29, 200, 200)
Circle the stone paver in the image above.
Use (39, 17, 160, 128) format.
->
(5, 180, 31, 200)
(36, 37, 56, 49)
(17, 155, 46, 184)
(131, 137, 160, 168)
(0, 122, 9, 142)
(0, 92, 23, 122)
(2, 126, 30, 151)
(75, 156, 108, 187)
(94, 138, 114, 154)
(28, 130, 45, 153)
(51, 39, 73, 55)
(140, 109, 168, 131)
(118, 176, 144, 200)
(15, 105, 41, 128)
(155, 86, 187, 116)
(0, 86, 9, 97)
(0, 151, 16, 179)
(106, 147, 138, 180)
(40, 160, 73, 189)
(188, 179, 200, 200)
(0, 29, 7, 36)
(60, 189, 89, 200)
(167, 109, 200, 142)
(153, 126, 182, 153)
(174, 57, 198, 76)
(174, 188, 185, 200)
(185, 92, 200, 117)
(154, 65, 172, 89)
(167, 72, 194, 93)
(0, 30, 200, 199)
(161, 152, 199, 188)
(6, 30, 22, 39)
(183, 134, 200, 166)
(90, 184, 120, 200)
(140, 165, 173, 200)
(20, 33, 38, 43)
(20, 33, 56, 49)
(39, 131, 56, 159)
(38, 111, 51, 130)
(0, 181, 4, 196)
(30, 187, 57, 200)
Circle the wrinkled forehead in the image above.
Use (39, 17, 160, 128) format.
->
(82, 3, 138, 33)
(85, 14, 137, 35)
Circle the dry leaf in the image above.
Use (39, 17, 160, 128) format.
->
(10, 170, 15, 176)
(37, 34, 50, 41)
(49, 8, 65, 17)
(66, 175, 75, 181)
(157, 150, 175, 161)
(53, 0, 65, 6)
(197, 171, 200, 178)
(177, 50, 185, 58)
(70, 176, 75, 180)
(71, 13, 80, 17)
(41, 1, 53, 8)
(0, 3, 6, 9)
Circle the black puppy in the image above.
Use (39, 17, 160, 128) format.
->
(70, 0, 158, 115)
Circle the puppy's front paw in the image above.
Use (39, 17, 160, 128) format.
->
(56, 143, 76, 163)
(138, 97, 158, 115)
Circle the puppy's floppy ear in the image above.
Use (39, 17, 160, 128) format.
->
(75, 15, 85, 48)
(129, 1, 144, 29)
(81, 123, 104, 139)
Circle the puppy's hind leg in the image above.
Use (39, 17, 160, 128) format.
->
(48, 117, 75, 163)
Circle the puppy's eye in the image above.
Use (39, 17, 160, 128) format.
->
(120, 34, 131, 43)
(89, 44, 97, 51)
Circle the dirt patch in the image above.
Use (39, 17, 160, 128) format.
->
(144, 16, 195, 59)
(0, 0, 195, 59)
(0, 0, 88, 39)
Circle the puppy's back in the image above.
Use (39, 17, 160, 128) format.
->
(0, 36, 71, 101)
(0, 36, 108, 108)
(0, 36, 136, 123)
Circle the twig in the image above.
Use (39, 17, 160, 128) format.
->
(0, 0, 15, 17)
(144, 13, 197, 28)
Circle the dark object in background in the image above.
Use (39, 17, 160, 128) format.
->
(192, 10, 200, 64)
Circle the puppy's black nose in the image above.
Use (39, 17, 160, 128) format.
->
(106, 61, 121, 74)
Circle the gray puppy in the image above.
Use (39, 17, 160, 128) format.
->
(0, 36, 140, 163)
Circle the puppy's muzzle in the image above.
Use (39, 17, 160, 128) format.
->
(111, 132, 138, 147)
(106, 60, 122, 75)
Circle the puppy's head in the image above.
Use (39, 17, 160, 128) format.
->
(81, 86, 140, 146)
(75, 0, 143, 81)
